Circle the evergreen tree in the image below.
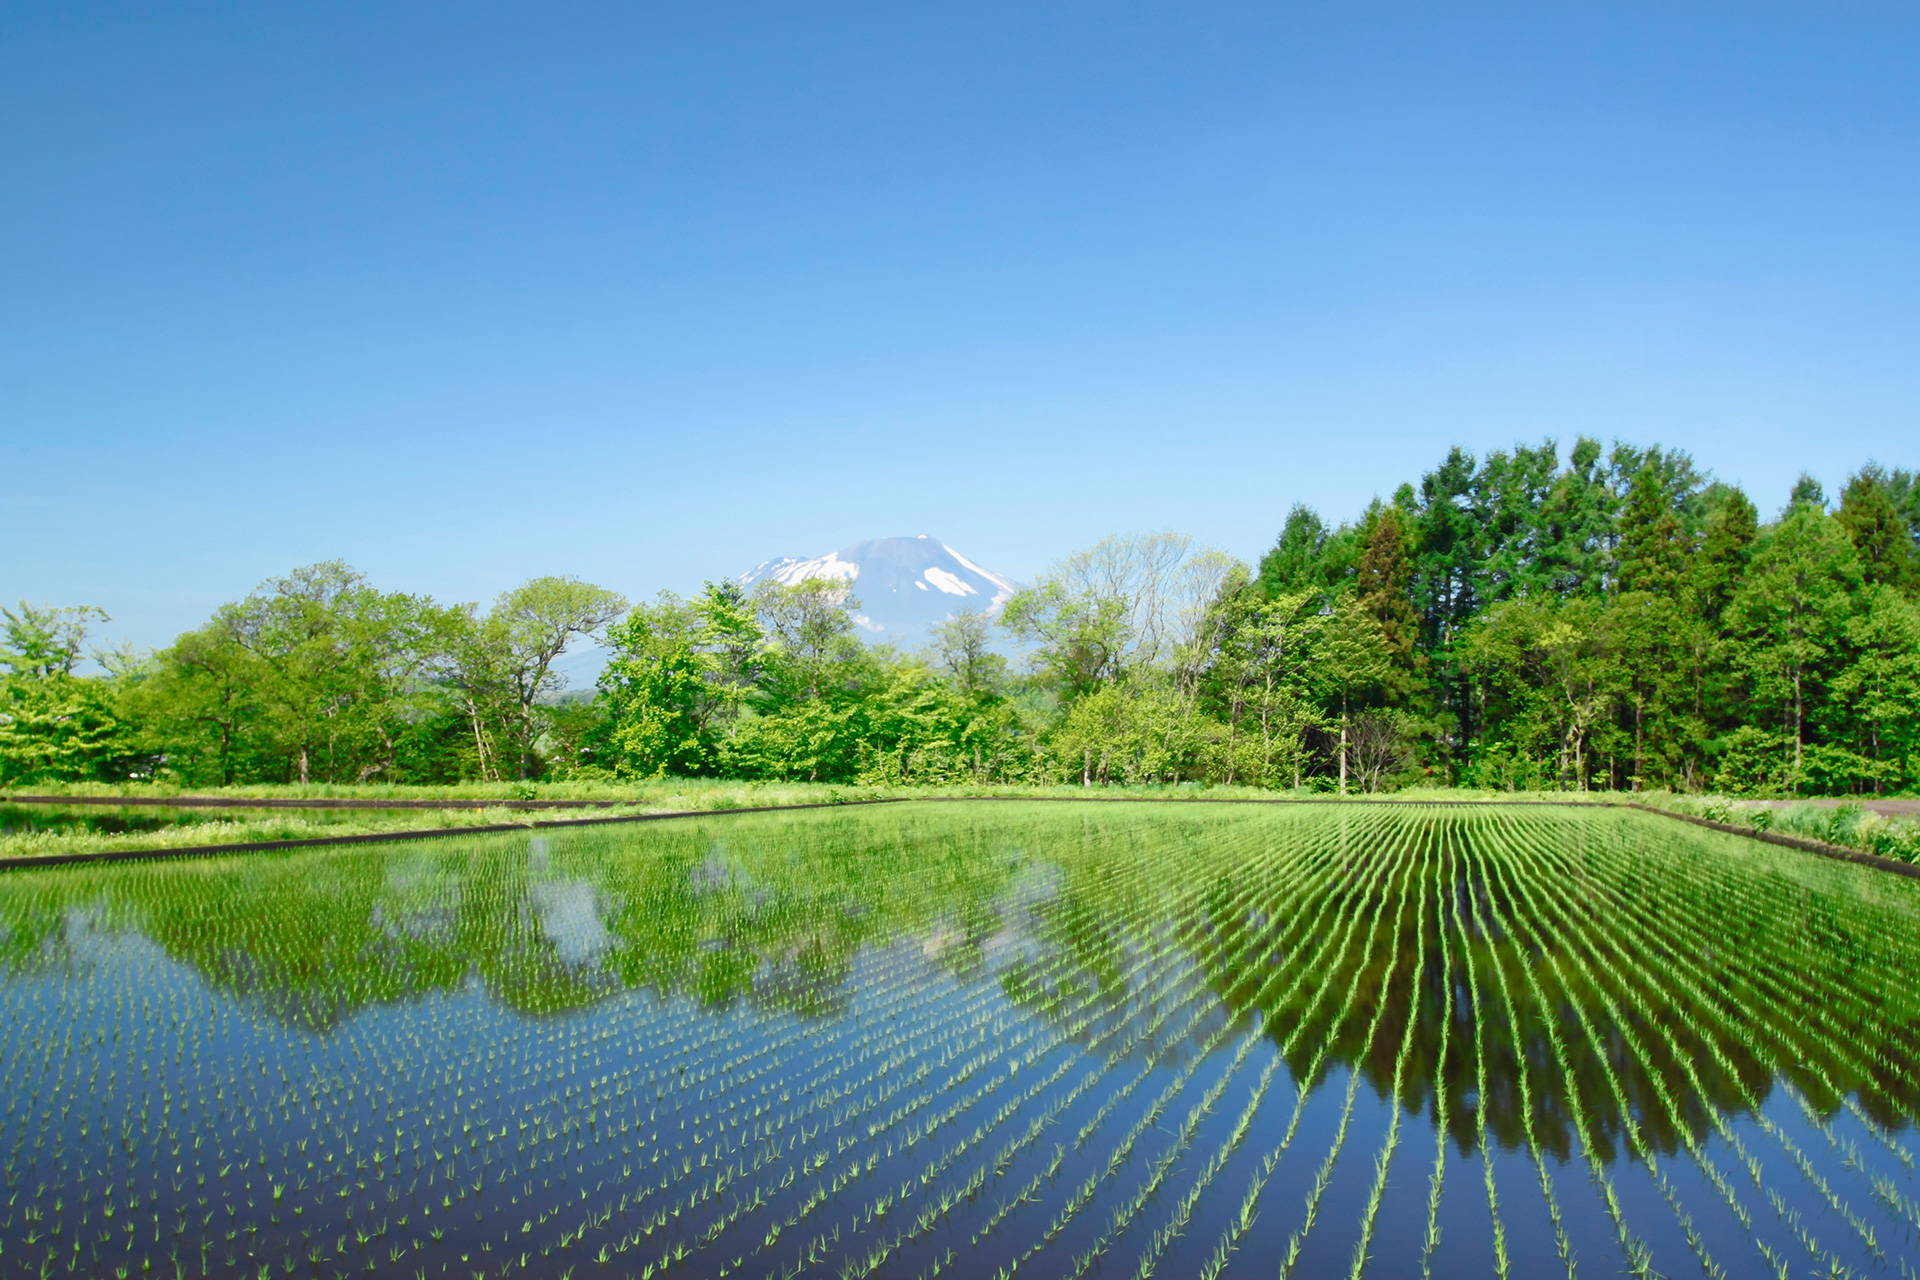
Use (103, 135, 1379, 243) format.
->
(1535, 437, 1618, 595)
(1353, 504, 1421, 693)
(1615, 463, 1689, 595)
(1693, 485, 1759, 623)
(1789, 473, 1828, 510)
(1837, 464, 1919, 589)
(1257, 504, 1353, 599)
(1409, 448, 1484, 780)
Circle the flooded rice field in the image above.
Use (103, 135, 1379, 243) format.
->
(0, 801, 1917, 1279)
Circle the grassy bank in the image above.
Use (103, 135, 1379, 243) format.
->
(1629, 790, 1920, 863)
(5, 777, 1618, 805)
(0, 781, 881, 860)
(0, 779, 1616, 862)
(16, 778, 1914, 864)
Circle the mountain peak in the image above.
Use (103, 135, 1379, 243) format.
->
(740, 537, 1018, 643)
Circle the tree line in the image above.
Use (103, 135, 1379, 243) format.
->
(4, 437, 1916, 794)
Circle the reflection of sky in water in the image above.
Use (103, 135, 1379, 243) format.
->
(528, 876, 611, 966)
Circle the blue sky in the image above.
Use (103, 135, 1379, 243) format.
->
(4, 2, 1918, 657)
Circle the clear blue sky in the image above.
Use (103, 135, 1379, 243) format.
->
(5, 2, 1917, 656)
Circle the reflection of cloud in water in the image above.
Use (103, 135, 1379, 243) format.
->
(384, 851, 440, 894)
(36, 902, 118, 970)
(369, 899, 455, 946)
(690, 848, 737, 894)
(920, 924, 963, 961)
(980, 863, 1060, 971)
(375, 852, 456, 944)
(529, 878, 610, 966)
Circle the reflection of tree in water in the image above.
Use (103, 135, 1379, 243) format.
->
(3, 802, 1918, 1158)
(0, 807, 1039, 1029)
(1181, 822, 1920, 1164)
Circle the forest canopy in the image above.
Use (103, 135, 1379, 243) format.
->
(5, 438, 1917, 796)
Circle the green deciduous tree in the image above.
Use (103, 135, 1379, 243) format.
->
(0, 602, 123, 783)
(1205, 581, 1323, 788)
(1310, 590, 1392, 794)
(1464, 595, 1613, 790)
(484, 576, 629, 778)
(1724, 506, 1862, 790)
(596, 593, 714, 779)
(1830, 584, 1920, 793)
(595, 583, 766, 779)
(928, 610, 1006, 699)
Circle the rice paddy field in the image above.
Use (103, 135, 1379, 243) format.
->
(1, 801, 1918, 1280)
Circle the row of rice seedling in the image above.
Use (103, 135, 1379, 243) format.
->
(1195, 817, 1461, 1280)
(1156, 815, 1429, 1280)
(1484, 809, 1910, 1278)
(1460, 810, 1913, 1273)
(1492, 814, 1808, 1270)
(840, 809, 1392, 1279)
(1123, 825, 1418, 1280)
(751, 811, 1333, 1277)
(1468, 813, 1734, 1278)
(1272, 818, 1429, 1280)
(865, 807, 1442, 1278)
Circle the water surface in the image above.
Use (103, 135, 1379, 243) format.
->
(1, 801, 1916, 1279)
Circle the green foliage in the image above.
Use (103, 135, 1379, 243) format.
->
(1838, 464, 1920, 589)
(0, 673, 122, 783)
(0, 601, 108, 679)
(10, 438, 1918, 797)
(1257, 504, 1355, 598)
(597, 591, 729, 777)
(0, 602, 128, 783)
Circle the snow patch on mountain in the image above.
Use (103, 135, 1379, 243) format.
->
(749, 550, 861, 586)
(922, 567, 975, 596)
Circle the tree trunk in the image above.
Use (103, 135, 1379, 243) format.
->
(469, 703, 494, 782)
(1873, 671, 1883, 794)
(1633, 699, 1643, 791)
(1792, 666, 1804, 783)
(298, 743, 309, 785)
(518, 698, 538, 781)
(1259, 672, 1275, 788)
(1338, 700, 1348, 796)
(1224, 691, 1239, 786)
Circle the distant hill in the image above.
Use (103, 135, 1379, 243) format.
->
(739, 536, 1019, 647)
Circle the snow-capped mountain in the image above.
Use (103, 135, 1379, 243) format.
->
(739, 536, 1019, 646)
